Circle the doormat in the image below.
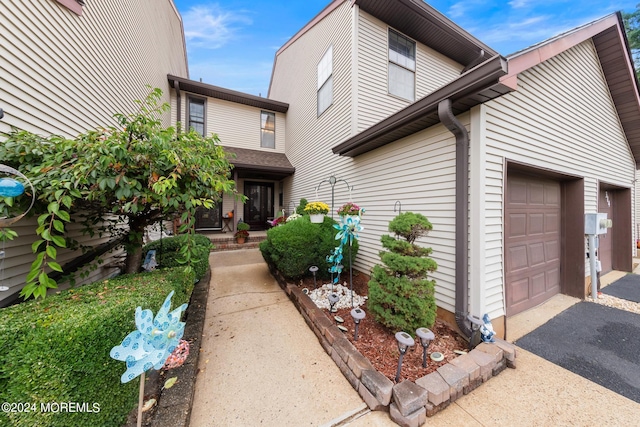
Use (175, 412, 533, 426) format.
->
(601, 274, 640, 303)
(515, 302, 640, 403)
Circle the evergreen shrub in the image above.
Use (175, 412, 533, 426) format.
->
(367, 212, 438, 333)
(260, 215, 359, 280)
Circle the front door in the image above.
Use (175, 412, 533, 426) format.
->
(244, 182, 273, 231)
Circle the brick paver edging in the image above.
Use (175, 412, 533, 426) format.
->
(267, 263, 517, 427)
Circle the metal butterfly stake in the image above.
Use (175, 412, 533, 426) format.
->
(110, 291, 188, 427)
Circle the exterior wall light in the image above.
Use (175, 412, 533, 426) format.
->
(416, 327, 435, 368)
(394, 331, 415, 383)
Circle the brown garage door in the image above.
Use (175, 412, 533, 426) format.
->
(506, 173, 561, 316)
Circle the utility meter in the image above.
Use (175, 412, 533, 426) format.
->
(584, 213, 611, 235)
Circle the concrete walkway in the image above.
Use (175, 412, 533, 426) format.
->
(189, 249, 367, 426)
(190, 249, 640, 426)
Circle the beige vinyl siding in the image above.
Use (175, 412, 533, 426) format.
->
(355, 10, 463, 132)
(481, 40, 635, 318)
(330, 123, 459, 313)
(0, 0, 187, 138)
(270, 2, 353, 216)
(207, 98, 286, 153)
(0, 0, 187, 304)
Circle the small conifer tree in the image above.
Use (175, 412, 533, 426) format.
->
(367, 212, 438, 332)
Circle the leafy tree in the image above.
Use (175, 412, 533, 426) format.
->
(623, 6, 640, 79)
(0, 87, 241, 299)
(367, 212, 438, 333)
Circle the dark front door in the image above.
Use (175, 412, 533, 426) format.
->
(195, 202, 222, 231)
(244, 182, 273, 231)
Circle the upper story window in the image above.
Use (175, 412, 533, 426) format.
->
(317, 45, 333, 116)
(261, 111, 275, 149)
(55, 0, 84, 15)
(388, 29, 416, 102)
(188, 97, 206, 136)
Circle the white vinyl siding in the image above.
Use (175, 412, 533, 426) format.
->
(479, 40, 635, 318)
(183, 97, 286, 153)
(317, 45, 334, 116)
(0, 0, 188, 305)
(269, 1, 353, 208)
(356, 10, 463, 132)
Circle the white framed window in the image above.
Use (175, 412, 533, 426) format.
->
(388, 29, 416, 102)
(188, 97, 206, 136)
(317, 45, 333, 116)
(261, 111, 275, 149)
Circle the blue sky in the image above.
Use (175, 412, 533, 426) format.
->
(173, 0, 637, 96)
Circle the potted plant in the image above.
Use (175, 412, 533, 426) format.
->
(235, 222, 250, 244)
(304, 201, 329, 223)
(337, 201, 363, 219)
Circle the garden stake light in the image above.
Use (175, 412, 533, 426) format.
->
(394, 331, 415, 383)
(350, 307, 365, 341)
(309, 265, 318, 290)
(328, 292, 339, 313)
(416, 327, 435, 368)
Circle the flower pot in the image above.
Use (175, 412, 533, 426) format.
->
(310, 214, 325, 223)
(340, 214, 359, 222)
(236, 237, 246, 244)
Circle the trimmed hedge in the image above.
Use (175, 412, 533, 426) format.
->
(143, 233, 213, 280)
(259, 215, 359, 280)
(0, 268, 195, 427)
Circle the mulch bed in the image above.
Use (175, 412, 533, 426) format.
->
(296, 271, 468, 382)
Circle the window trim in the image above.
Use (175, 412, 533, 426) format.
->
(55, 0, 84, 15)
(387, 28, 416, 102)
(317, 45, 334, 117)
(260, 110, 276, 149)
(187, 96, 207, 137)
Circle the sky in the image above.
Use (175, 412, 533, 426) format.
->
(172, 0, 637, 97)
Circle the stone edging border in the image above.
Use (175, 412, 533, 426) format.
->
(267, 263, 517, 426)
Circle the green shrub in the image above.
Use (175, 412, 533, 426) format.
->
(143, 233, 213, 280)
(260, 215, 358, 280)
(368, 212, 438, 333)
(236, 222, 250, 232)
(295, 198, 308, 216)
(0, 268, 194, 427)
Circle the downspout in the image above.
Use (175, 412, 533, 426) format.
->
(437, 99, 472, 338)
(174, 81, 182, 130)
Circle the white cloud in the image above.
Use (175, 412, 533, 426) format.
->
(182, 4, 253, 49)
(508, 0, 531, 8)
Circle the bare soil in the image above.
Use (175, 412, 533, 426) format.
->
(297, 271, 468, 383)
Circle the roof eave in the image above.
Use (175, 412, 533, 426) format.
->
(168, 75, 289, 113)
(332, 55, 509, 157)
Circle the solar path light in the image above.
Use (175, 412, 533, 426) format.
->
(350, 308, 366, 341)
(328, 292, 340, 313)
(394, 331, 415, 383)
(416, 327, 435, 368)
(309, 265, 318, 290)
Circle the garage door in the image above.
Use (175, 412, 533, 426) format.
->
(505, 173, 561, 316)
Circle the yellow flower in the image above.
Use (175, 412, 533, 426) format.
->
(304, 201, 329, 214)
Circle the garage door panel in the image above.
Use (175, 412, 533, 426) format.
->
(529, 242, 545, 266)
(506, 173, 561, 316)
(508, 245, 529, 271)
(531, 272, 546, 298)
(509, 278, 530, 306)
(508, 213, 527, 238)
